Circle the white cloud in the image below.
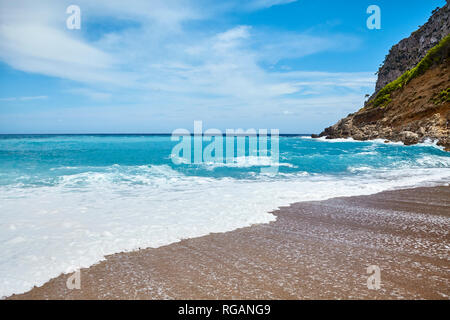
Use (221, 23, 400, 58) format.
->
(0, 96, 48, 102)
(0, 0, 139, 85)
(66, 88, 111, 101)
(0, 24, 119, 82)
(242, 0, 298, 10)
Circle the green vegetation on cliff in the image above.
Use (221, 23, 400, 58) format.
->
(433, 87, 450, 104)
(369, 33, 450, 109)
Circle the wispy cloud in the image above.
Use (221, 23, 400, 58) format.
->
(0, 96, 48, 102)
(66, 88, 111, 101)
(244, 0, 298, 10)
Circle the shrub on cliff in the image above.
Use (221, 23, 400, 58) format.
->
(369, 33, 450, 109)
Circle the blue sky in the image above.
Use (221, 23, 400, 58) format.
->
(0, 0, 446, 133)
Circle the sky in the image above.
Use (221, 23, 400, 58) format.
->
(0, 0, 446, 134)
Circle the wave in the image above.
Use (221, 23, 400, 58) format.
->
(169, 155, 297, 169)
(1, 161, 450, 297)
(201, 156, 297, 170)
(307, 136, 446, 150)
(347, 154, 450, 173)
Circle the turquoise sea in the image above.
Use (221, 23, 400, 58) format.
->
(1, 134, 449, 297)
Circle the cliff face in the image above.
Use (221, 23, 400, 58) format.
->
(375, 3, 450, 93)
(317, 3, 450, 151)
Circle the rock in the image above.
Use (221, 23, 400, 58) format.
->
(418, 127, 426, 136)
(400, 131, 420, 145)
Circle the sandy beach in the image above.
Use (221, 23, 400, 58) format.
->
(8, 186, 450, 300)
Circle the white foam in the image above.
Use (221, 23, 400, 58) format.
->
(309, 136, 405, 145)
(168, 155, 296, 169)
(0, 164, 450, 297)
(309, 136, 447, 150)
(356, 151, 378, 155)
(202, 156, 297, 169)
(415, 139, 446, 151)
(347, 154, 450, 173)
(415, 155, 450, 167)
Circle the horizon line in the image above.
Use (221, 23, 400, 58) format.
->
(0, 133, 313, 136)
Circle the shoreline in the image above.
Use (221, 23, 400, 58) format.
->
(8, 186, 450, 300)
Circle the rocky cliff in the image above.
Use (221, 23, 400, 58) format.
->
(316, 3, 450, 151)
(375, 3, 450, 93)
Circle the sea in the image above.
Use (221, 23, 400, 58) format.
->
(0, 134, 449, 297)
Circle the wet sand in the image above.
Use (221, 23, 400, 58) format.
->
(8, 186, 450, 300)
